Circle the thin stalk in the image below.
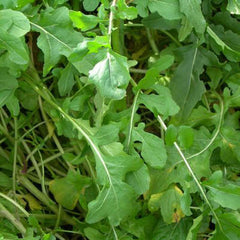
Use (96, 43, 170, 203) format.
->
(85, 156, 100, 192)
(0, 202, 26, 235)
(24, 76, 113, 188)
(126, 90, 140, 153)
(21, 140, 42, 180)
(130, 68, 147, 74)
(112, 225, 119, 240)
(39, 96, 64, 154)
(146, 28, 159, 55)
(13, 117, 18, 199)
(0, 110, 7, 130)
(38, 150, 47, 196)
(27, 149, 73, 173)
(160, 30, 182, 47)
(124, 23, 144, 27)
(0, 192, 29, 217)
(187, 96, 224, 160)
(108, 0, 118, 45)
(157, 115, 223, 231)
(0, 124, 14, 143)
(19, 121, 46, 141)
(54, 205, 62, 230)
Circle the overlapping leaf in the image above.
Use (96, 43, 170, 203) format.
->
(32, 7, 83, 75)
(89, 50, 131, 100)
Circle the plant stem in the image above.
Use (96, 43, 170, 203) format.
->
(157, 115, 223, 232)
(130, 68, 147, 74)
(126, 90, 140, 153)
(13, 117, 18, 199)
(160, 30, 182, 47)
(112, 19, 125, 55)
(0, 192, 29, 217)
(108, 0, 118, 45)
(146, 28, 159, 55)
(0, 202, 26, 235)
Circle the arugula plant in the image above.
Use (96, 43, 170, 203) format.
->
(1, 0, 240, 239)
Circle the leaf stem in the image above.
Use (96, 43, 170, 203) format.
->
(160, 30, 182, 47)
(108, 0, 118, 45)
(146, 28, 159, 55)
(126, 90, 140, 153)
(187, 95, 224, 160)
(157, 115, 223, 232)
(13, 117, 18, 199)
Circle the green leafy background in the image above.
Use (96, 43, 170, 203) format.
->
(0, 0, 240, 239)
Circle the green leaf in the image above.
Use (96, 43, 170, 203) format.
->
(210, 212, 240, 240)
(178, 126, 194, 149)
(207, 26, 240, 62)
(134, 0, 148, 17)
(69, 10, 99, 31)
(0, 0, 17, 8)
(17, 0, 35, 8)
(121, 215, 158, 239)
(0, 68, 18, 108)
(0, 31, 29, 65)
(142, 12, 180, 30)
(89, 50, 131, 100)
(49, 170, 91, 210)
(178, 16, 193, 41)
(148, 0, 182, 20)
(117, 0, 138, 20)
(170, 45, 206, 121)
(138, 85, 180, 118)
(133, 123, 167, 169)
(32, 7, 83, 76)
(93, 124, 119, 146)
(0, 172, 11, 188)
(219, 127, 240, 162)
(126, 164, 150, 195)
(86, 181, 137, 225)
(148, 185, 185, 224)
(165, 124, 178, 146)
(179, 0, 206, 34)
(203, 171, 240, 210)
(84, 227, 105, 240)
(6, 95, 19, 117)
(83, 0, 100, 11)
(137, 54, 174, 90)
(15, 81, 38, 111)
(152, 217, 192, 240)
(62, 153, 84, 165)
(58, 63, 76, 96)
(149, 54, 175, 71)
(227, 0, 240, 15)
(186, 215, 203, 240)
(0, 9, 30, 37)
(86, 151, 142, 225)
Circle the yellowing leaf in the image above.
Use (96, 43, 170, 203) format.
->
(23, 194, 42, 210)
(49, 170, 91, 210)
(148, 185, 185, 224)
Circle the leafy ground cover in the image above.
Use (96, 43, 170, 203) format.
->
(1, 0, 240, 239)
